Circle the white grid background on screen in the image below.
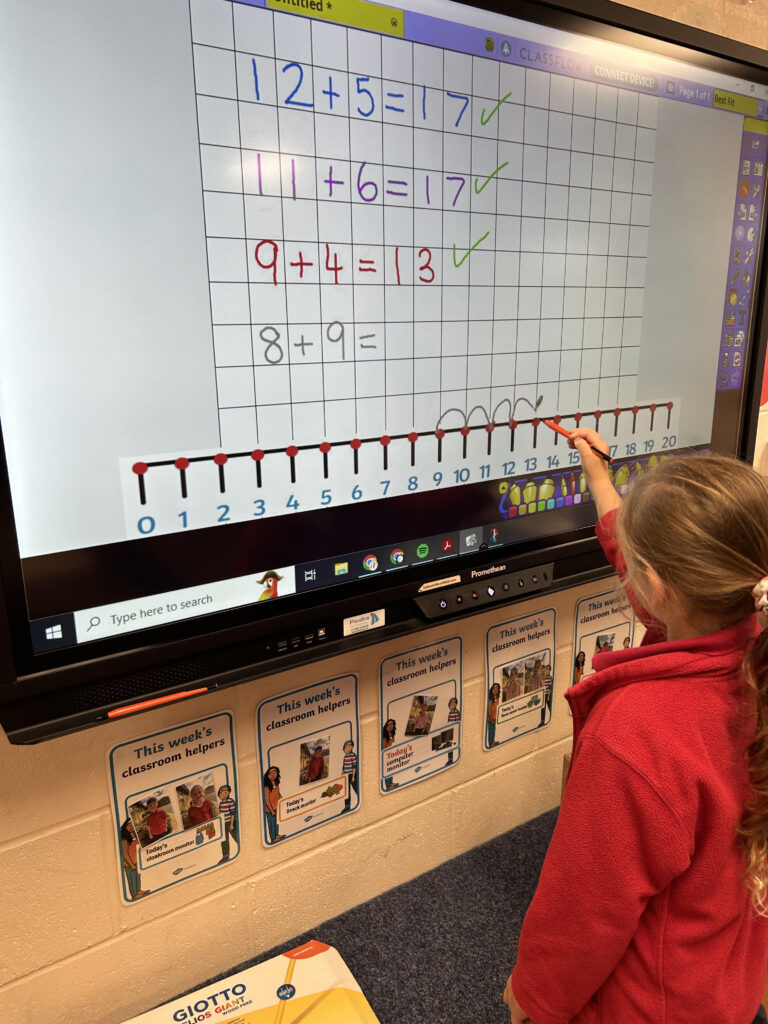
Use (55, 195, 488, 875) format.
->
(189, 0, 657, 450)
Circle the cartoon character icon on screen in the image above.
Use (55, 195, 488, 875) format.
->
(217, 784, 237, 864)
(186, 784, 214, 828)
(263, 766, 285, 843)
(342, 740, 358, 812)
(487, 682, 501, 747)
(257, 570, 284, 602)
(144, 796, 169, 842)
(446, 697, 461, 765)
(573, 651, 586, 687)
(382, 719, 399, 791)
(307, 741, 326, 783)
(120, 820, 150, 901)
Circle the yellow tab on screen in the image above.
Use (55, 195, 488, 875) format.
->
(713, 90, 758, 116)
(266, 0, 404, 36)
(745, 117, 768, 136)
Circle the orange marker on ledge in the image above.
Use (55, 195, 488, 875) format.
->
(107, 688, 209, 719)
(543, 419, 613, 464)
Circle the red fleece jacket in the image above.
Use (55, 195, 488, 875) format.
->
(510, 510, 768, 1024)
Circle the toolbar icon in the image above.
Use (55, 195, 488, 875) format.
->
(363, 554, 378, 572)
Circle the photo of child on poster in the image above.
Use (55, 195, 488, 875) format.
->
(301, 738, 330, 785)
(178, 778, 217, 829)
(578, 624, 632, 676)
(405, 695, 438, 736)
(128, 792, 176, 847)
(594, 633, 615, 655)
(109, 713, 240, 903)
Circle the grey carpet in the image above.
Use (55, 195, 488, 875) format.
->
(185, 807, 558, 1024)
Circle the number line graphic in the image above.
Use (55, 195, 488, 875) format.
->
(131, 402, 674, 504)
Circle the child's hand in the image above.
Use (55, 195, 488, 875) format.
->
(567, 428, 610, 473)
(567, 428, 621, 519)
(503, 975, 531, 1023)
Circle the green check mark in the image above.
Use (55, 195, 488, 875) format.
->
(452, 231, 490, 268)
(480, 91, 512, 126)
(474, 161, 509, 194)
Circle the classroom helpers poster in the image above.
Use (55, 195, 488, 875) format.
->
(485, 609, 556, 748)
(109, 712, 239, 903)
(573, 588, 636, 685)
(379, 636, 462, 792)
(256, 674, 360, 846)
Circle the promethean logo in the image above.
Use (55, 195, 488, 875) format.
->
(470, 565, 506, 579)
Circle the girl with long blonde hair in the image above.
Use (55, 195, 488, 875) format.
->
(505, 429, 768, 1024)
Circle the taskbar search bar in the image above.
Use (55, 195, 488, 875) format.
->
(29, 564, 294, 653)
(69, 565, 298, 644)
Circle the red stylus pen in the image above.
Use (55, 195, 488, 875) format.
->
(543, 419, 613, 464)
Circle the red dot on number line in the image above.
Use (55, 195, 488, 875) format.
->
(251, 449, 264, 461)
(175, 457, 190, 470)
(408, 432, 418, 443)
(574, 413, 583, 422)
(532, 417, 540, 427)
(667, 401, 674, 409)
(632, 406, 639, 415)
(613, 408, 621, 417)
(485, 422, 495, 432)
(319, 442, 331, 454)
(213, 453, 228, 466)
(509, 420, 517, 429)
(460, 426, 471, 437)
(593, 411, 602, 419)
(554, 415, 562, 424)
(380, 435, 391, 446)
(650, 404, 657, 412)
(350, 438, 362, 450)
(435, 430, 445, 440)
(132, 462, 148, 475)
(286, 446, 298, 458)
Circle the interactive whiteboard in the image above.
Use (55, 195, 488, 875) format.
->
(0, 0, 765, 737)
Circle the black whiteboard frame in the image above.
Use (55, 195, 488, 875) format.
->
(0, 0, 767, 741)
